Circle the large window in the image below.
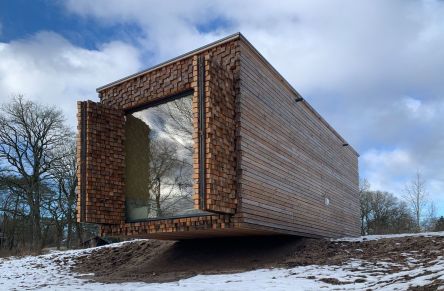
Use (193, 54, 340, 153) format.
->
(124, 93, 203, 221)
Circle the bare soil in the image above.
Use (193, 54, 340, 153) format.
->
(73, 236, 304, 283)
(72, 234, 444, 289)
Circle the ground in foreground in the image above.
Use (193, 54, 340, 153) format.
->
(0, 232, 443, 290)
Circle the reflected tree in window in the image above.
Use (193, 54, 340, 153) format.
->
(125, 94, 202, 220)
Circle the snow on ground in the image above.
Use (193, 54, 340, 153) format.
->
(1, 233, 444, 290)
(334, 231, 444, 242)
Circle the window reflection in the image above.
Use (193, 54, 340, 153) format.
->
(125, 94, 202, 220)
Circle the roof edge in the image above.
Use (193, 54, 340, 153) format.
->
(96, 32, 242, 92)
(96, 32, 359, 157)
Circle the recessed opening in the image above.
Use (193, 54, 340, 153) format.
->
(124, 92, 208, 221)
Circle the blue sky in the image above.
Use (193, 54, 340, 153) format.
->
(0, 0, 141, 49)
(0, 0, 443, 216)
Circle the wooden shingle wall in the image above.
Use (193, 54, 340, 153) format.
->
(100, 214, 236, 238)
(86, 40, 242, 238)
(76, 101, 125, 224)
(99, 59, 194, 110)
(203, 55, 238, 214)
(237, 41, 360, 238)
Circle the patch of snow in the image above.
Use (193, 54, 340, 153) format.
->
(334, 231, 444, 242)
(1, 239, 443, 290)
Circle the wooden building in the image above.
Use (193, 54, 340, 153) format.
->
(76, 33, 360, 239)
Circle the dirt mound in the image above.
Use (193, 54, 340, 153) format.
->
(72, 234, 444, 287)
(285, 235, 444, 290)
(73, 236, 305, 283)
(286, 235, 444, 267)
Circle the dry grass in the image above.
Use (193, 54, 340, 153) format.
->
(0, 247, 42, 259)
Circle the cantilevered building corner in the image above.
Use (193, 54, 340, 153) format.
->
(76, 33, 359, 239)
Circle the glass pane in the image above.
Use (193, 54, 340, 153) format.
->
(124, 94, 203, 220)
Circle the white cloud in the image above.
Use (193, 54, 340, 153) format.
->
(20, 0, 444, 215)
(361, 148, 412, 193)
(400, 96, 436, 121)
(0, 31, 142, 126)
(64, 0, 227, 61)
(363, 148, 412, 173)
(61, 1, 444, 135)
(362, 147, 444, 213)
(403, 97, 422, 113)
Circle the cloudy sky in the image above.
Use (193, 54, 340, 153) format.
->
(1, 0, 443, 215)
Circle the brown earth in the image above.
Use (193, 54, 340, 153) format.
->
(72, 236, 304, 283)
(72, 234, 444, 289)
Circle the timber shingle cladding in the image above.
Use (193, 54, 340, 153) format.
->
(77, 101, 125, 224)
(203, 55, 238, 214)
(77, 33, 360, 239)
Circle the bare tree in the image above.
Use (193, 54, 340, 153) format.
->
(48, 139, 78, 248)
(0, 96, 72, 250)
(0, 178, 29, 249)
(359, 178, 371, 235)
(160, 96, 194, 153)
(423, 202, 437, 232)
(390, 201, 416, 234)
(368, 191, 399, 234)
(404, 171, 428, 232)
(434, 216, 444, 232)
(147, 139, 179, 217)
(359, 180, 416, 235)
(40, 183, 64, 249)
